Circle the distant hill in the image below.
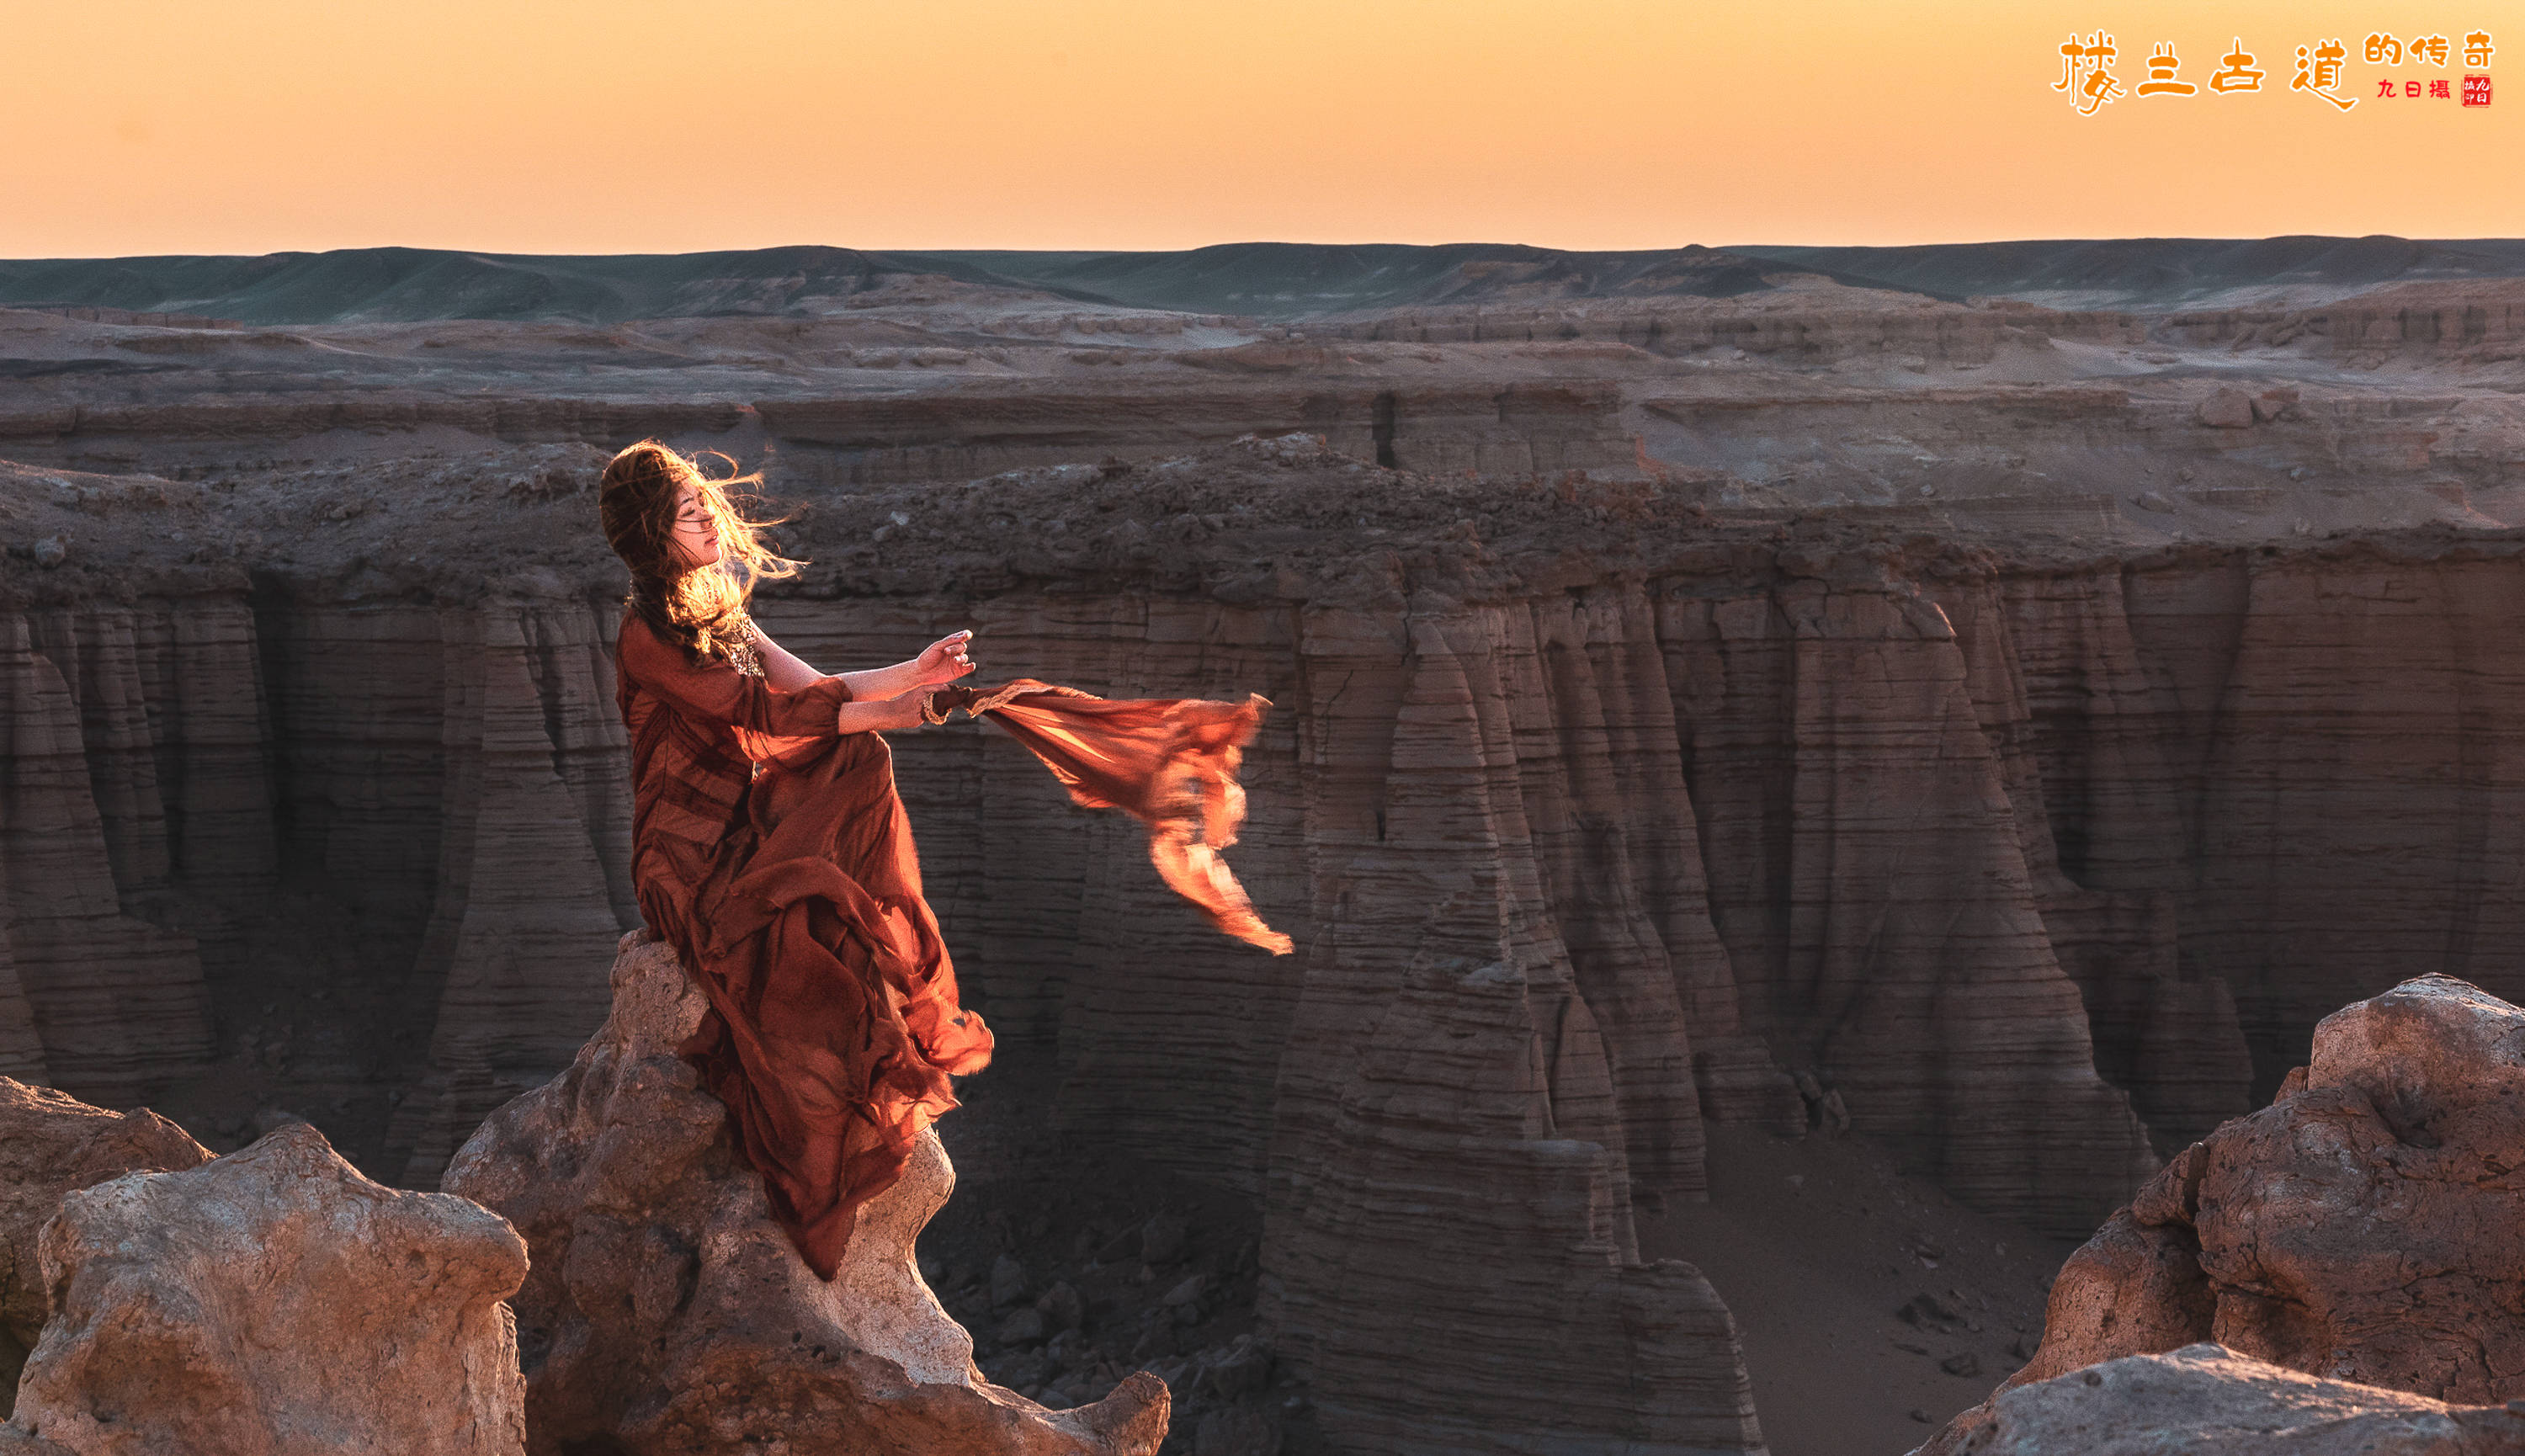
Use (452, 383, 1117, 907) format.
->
(1723, 236, 2525, 311)
(9, 236, 2525, 326)
(0, 245, 1092, 327)
(894, 242, 1896, 315)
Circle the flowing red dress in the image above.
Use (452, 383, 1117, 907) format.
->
(614, 610, 1287, 1278)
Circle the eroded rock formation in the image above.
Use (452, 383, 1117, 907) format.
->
(1926, 973, 2525, 1453)
(14, 247, 2525, 1448)
(0, 1079, 210, 1415)
(442, 931, 1169, 1456)
(6, 1121, 526, 1456)
(1958, 1343, 2525, 1456)
(1268, 960, 1766, 1454)
(0, 616, 212, 1104)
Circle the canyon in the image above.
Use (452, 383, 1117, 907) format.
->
(5, 237, 2525, 1454)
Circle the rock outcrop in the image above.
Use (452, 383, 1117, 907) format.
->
(381, 599, 636, 1185)
(1955, 1343, 2525, 1456)
(0, 618, 212, 1105)
(1925, 973, 2525, 1453)
(442, 931, 1168, 1456)
(5, 1121, 527, 1456)
(1268, 961, 1767, 1454)
(0, 1079, 210, 1415)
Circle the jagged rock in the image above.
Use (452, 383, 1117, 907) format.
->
(0, 1427, 72, 1456)
(1191, 1408, 1280, 1456)
(1139, 1210, 1188, 1266)
(1957, 1344, 2525, 1455)
(442, 931, 1167, 1456)
(5, 1121, 525, 1456)
(0, 1079, 210, 1415)
(1927, 975, 2525, 1453)
(1194, 1336, 1272, 1400)
(1036, 1283, 1084, 1334)
(2197, 388, 2256, 428)
(993, 1254, 1033, 1309)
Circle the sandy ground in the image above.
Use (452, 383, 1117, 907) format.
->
(1642, 1125, 2078, 1456)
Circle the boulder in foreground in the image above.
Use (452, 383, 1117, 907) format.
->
(444, 930, 1167, 1456)
(1926, 973, 2525, 1453)
(7, 1120, 527, 1456)
(0, 1078, 211, 1415)
(1960, 1343, 2525, 1454)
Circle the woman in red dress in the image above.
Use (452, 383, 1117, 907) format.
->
(601, 440, 991, 1278)
(598, 440, 1289, 1280)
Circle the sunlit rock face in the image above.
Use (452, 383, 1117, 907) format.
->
(1963, 1343, 2525, 1456)
(7, 1121, 528, 1456)
(442, 931, 1169, 1456)
(1926, 974, 2525, 1454)
(0, 1079, 211, 1416)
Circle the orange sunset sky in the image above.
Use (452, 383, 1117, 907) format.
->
(7, 0, 2518, 258)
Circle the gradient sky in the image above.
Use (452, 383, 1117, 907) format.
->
(8, 0, 2517, 258)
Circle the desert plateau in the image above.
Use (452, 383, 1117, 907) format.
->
(8, 233, 2525, 1454)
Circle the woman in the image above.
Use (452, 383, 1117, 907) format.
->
(602, 439, 988, 1279)
(599, 440, 1287, 1280)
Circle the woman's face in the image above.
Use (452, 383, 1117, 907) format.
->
(668, 484, 721, 570)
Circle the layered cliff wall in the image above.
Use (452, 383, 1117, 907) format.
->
(22, 527, 2525, 1209)
(20, 470, 2525, 1450)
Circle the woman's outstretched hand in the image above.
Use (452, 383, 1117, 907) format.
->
(914, 630, 976, 687)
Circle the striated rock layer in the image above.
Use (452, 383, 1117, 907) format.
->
(6, 1121, 526, 1456)
(0, 616, 210, 1105)
(443, 931, 1168, 1456)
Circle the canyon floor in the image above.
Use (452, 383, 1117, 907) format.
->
(7, 236, 2525, 1455)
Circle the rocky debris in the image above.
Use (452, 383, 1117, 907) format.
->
(1924, 974, 2525, 1453)
(1954, 1343, 2525, 1455)
(2197, 388, 2257, 428)
(0, 1080, 210, 1414)
(442, 931, 1167, 1456)
(912, 1041, 1313, 1456)
(4, 1120, 526, 1456)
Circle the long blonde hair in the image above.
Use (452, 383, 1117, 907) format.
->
(597, 439, 803, 661)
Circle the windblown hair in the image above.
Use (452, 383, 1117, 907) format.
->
(598, 440, 803, 661)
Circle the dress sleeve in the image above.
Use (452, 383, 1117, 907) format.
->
(617, 614, 853, 757)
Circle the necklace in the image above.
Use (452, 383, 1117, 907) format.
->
(724, 623, 766, 678)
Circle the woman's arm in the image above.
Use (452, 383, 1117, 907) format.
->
(625, 616, 933, 740)
(838, 630, 976, 699)
(754, 624, 975, 700)
(753, 628, 831, 693)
